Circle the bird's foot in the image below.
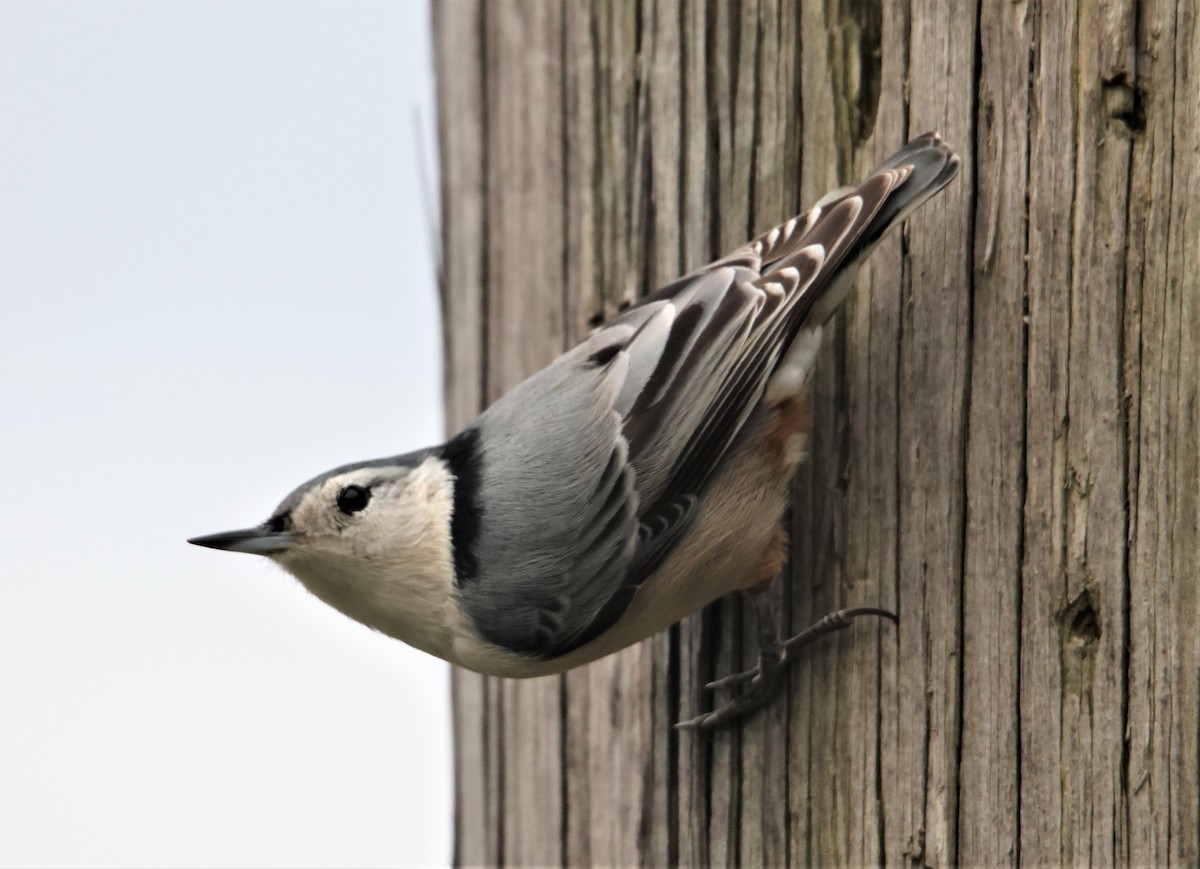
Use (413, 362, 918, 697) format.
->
(675, 606, 897, 732)
(676, 644, 786, 731)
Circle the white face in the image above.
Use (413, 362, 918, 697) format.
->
(261, 455, 460, 659)
(190, 454, 459, 659)
(272, 457, 448, 566)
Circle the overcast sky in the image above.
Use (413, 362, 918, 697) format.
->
(0, 2, 452, 866)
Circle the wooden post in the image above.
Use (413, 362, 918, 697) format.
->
(433, 1, 1200, 864)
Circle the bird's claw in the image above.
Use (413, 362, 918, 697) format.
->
(703, 666, 763, 693)
(677, 648, 785, 731)
(703, 643, 791, 692)
(677, 605, 897, 733)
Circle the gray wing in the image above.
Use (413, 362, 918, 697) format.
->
(453, 133, 959, 659)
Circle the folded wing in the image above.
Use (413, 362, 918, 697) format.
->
(454, 133, 960, 659)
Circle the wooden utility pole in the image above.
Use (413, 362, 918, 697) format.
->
(433, 1, 1199, 864)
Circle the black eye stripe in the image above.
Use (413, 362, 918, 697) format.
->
(266, 512, 291, 533)
(336, 485, 371, 515)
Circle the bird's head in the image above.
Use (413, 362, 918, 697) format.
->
(189, 449, 459, 653)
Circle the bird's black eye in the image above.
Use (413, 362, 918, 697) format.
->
(336, 484, 371, 515)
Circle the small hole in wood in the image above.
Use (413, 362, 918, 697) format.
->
(1060, 588, 1101, 645)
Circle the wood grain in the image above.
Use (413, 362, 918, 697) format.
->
(434, 0, 1200, 863)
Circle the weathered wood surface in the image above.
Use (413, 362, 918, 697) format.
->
(433, 0, 1200, 864)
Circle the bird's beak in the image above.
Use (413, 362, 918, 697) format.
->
(188, 525, 296, 555)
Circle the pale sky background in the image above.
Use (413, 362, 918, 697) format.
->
(0, 2, 452, 866)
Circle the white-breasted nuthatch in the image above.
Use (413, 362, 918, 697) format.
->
(191, 134, 959, 730)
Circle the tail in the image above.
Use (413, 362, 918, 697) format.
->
(726, 131, 959, 313)
(737, 132, 960, 402)
(834, 131, 960, 257)
(642, 132, 960, 324)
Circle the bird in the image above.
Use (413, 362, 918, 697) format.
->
(190, 133, 960, 730)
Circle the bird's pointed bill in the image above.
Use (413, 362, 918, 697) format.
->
(188, 526, 295, 555)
